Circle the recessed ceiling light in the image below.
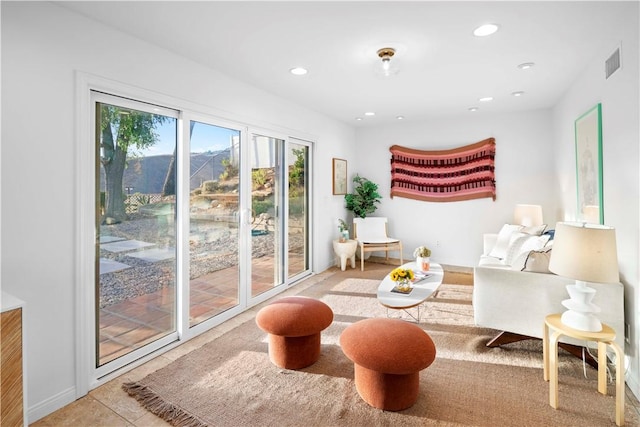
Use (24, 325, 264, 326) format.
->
(468, 107, 479, 112)
(396, 115, 405, 120)
(355, 117, 363, 121)
(289, 67, 308, 75)
(517, 62, 535, 70)
(364, 112, 375, 116)
(473, 24, 499, 37)
(479, 97, 494, 102)
(511, 91, 525, 97)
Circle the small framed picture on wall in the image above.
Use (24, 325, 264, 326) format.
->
(332, 158, 347, 195)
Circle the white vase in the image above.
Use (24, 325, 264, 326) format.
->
(416, 256, 430, 271)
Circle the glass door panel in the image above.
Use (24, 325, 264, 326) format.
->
(287, 143, 309, 278)
(188, 121, 241, 327)
(95, 100, 178, 367)
(250, 134, 283, 297)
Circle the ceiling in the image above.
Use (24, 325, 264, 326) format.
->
(58, 1, 630, 126)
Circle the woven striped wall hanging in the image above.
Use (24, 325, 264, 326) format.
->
(389, 137, 496, 202)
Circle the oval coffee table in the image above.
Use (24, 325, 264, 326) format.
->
(377, 262, 444, 322)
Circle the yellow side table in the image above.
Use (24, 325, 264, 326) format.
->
(543, 313, 625, 426)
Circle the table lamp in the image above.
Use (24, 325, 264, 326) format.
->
(548, 222, 619, 332)
(514, 204, 543, 226)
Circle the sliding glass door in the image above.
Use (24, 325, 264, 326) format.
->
(250, 134, 283, 297)
(249, 134, 312, 299)
(94, 93, 179, 368)
(188, 121, 241, 327)
(89, 90, 312, 380)
(287, 141, 310, 279)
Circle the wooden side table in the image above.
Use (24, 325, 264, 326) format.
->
(543, 313, 625, 426)
(332, 239, 357, 271)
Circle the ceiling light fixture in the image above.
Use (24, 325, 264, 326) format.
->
(468, 107, 479, 112)
(517, 62, 535, 70)
(289, 67, 308, 76)
(364, 112, 376, 116)
(355, 117, 363, 121)
(396, 115, 405, 120)
(473, 24, 499, 37)
(376, 47, 398, 77)
(479, 97, 494, 102)
(512, 91, 525, 97)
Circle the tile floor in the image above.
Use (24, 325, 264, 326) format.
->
(32, 260, 640, 425)
(99, 254, 305, 365)
(33, 260, 333, 427)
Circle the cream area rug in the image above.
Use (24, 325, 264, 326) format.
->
(123, 273, 637, 426)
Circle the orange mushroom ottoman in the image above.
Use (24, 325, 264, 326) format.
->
(256, 296, 333, 370)
(340, 318, 436, 411)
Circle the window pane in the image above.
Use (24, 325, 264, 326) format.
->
(251, 135, 283, 296)
(288, 143, 309, 277)
(96, 101, 177, 366)
(189, 121, 241, 327)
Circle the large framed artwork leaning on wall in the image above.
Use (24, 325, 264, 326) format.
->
(575, 103, 603, 224)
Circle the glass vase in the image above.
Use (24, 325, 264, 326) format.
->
(416, 256, 430, 271)
(396, 278, 412, 293)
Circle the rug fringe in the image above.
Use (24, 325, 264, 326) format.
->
(122, 382, 208, 427)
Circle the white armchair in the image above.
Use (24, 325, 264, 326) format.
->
(353, 217, 402, 271)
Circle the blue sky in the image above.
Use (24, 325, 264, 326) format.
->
(144, 120, 239, 156)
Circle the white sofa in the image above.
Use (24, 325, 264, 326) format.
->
(473, 229, 625, 350)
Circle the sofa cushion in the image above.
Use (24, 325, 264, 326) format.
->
(504, 232, 550, 265)
(511, 246, 553, 273)
(510, 251, 530, 271)
(523, 247, 553, 273)
(521, 224, 547, 236)
(479, 255, 510, 268)
(488, 224, 523, 259)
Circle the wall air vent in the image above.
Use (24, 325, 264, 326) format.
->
(605, 46, 621, 79)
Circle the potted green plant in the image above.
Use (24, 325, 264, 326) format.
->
(413, 246, 432, 271)
(337, 219, 349, 242)
(344, 175, 382, 219)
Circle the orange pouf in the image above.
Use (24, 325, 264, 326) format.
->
(256, 296, 333, 369)
(340, 318, 436, 411)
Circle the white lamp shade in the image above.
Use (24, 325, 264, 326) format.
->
(549, 222, 619, 284)
(513, 204, 543, 226)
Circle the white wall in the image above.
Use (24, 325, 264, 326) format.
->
(1, 2, 354, 421)
(354, 110, 558, 266)
(3, 1, 638, 421)
(551, 4, 640, 397)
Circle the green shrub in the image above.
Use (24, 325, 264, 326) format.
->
(220, 158, 238, 181)
(252, 199, 274, 216)
(133, 193, 151, 205)
(289, 195, 305, 216)
(202, 180, 219, 193)
(252, 169, 268, 189)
